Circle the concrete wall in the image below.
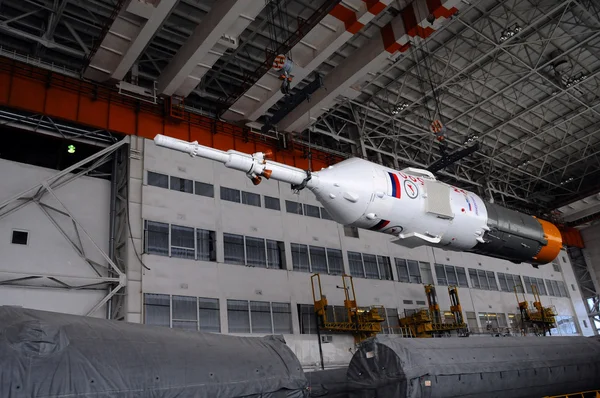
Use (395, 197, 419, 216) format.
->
(0, 158, 111, 317)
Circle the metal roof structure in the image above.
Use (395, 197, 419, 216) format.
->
(1, 0, 599, 218)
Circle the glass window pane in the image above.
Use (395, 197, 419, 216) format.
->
(220, 186, 240, 203)
(536, 278, 547, 295)
(250, 301, 273, 334)
(326, 249, 344, 275)
(267, 240, 285, 269)
(291, 243, 310, 272)
(396, 259, 409, 283)
(477, 269, 489, 290)
(227, 300, 250, 333)
(144, 293, 170, 327)
(469, 269, 480, 289)
(170, 176, 193, 193)
(172, 295, 197, 331)
(197, 229, 216, 261)
(487, 271, 498, 290)
(264, 196, 280, 210)
(320, 207, 333, 220)
(420, 262, 433, 285)
(514, 275, 524, 293)
(171, 224, 195, 259)
(523, 276, 533, 294)
(378, 256, 393, 280)
(195, 181, 214, 197)
(148, 171, 168, 188)
(224, 233, 245, 265)
(285, 200, 303, 214)
(304, 204, 321, 218)
(272, 302, 292, 334)
(246, 236, 266, 268)
(435, 264, 447, 285)
(309, 246, 328, 273)
(348, 252, 364, 277)
(145, 221, 169, 256)
(343, 225, 359, 238)
(498, 273, 508, 292)
(298, 304, 317, 334)
(386, 308, 399, 334)
(242, 191, 261, 207)
(407, 260, 421, 283)
(558, 281, 568, 297)
(199, 297, 220, 333)
(363, 254, 379, 279)
(446, 265, 458, 285)
(456, 267, 468, 287)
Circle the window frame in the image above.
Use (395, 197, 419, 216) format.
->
(227, 299, 292, 334)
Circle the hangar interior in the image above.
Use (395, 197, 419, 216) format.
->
(1, 0, 600, 394)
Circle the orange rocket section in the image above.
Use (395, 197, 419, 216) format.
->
(533, 217, 563, 263)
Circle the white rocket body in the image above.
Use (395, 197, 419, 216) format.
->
(153, 134, 562, 266)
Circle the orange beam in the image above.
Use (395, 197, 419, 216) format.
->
(0, 57, 342, 171)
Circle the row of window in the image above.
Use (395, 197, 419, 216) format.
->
(144, 294, 292, 334)
(143, 220, 570, 294)
(147, 171, 335, 221)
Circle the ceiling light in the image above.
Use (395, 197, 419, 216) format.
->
(67, 144, 76, 154)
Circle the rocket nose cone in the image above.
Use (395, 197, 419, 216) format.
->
(310, 158, 378, 225)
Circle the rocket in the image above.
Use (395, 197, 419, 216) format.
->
(153, 134, 563, 266)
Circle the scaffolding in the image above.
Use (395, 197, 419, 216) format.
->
(398, 284, 468, 338)
(311, 273, 385, 343)
(515, 283, 556, 336)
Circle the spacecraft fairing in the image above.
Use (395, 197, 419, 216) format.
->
(153, 134, 562, 266)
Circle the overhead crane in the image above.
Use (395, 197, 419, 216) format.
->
(310, 273, 385, 343)
(398, 284, 468, 338)
(514, 283, 556, 336)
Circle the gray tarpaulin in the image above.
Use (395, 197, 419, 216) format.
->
(0, 306, 308, 398)
(347, 335, 600, 398)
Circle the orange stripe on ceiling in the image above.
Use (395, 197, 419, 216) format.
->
(329, 4, 361, 33)
(380, 22, 401, 53)
(0, 57, 342, 170)
(363, 0, 387, 15)
(400, 3, 419, 37)
(434, 6, 458, 19)
(425, 0, 443, 14)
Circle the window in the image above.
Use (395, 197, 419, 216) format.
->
(171, 224, 195, 259)
(11, 230, 28, 245)
(143, 294, 220, 332)
(172, 295, 197, 330)
(381, 307, 399, 334)
(583, 320, 588, 328)
(320, 207, 334, 220)
(466, 311, 478, 331)
(292, 243, 343, 274)
(196, 229, 217, 261)
(327, 249, 344, 275)
(552, 261, 561, 273)
(298, 304, 317, 334)
(264, 196, 280, 210)
(403, 300, 413, 305)
(227, 300, 292, 334)
(497, 273, 524, 293)
(144, 293, 170, 327)
(348, 251, 392, 280)
(227, 300, 250, 333)
(198, 297, 220, 332)
(242, 191, 261, 207)
(221, 186, 241, 203)
(224, 233, 245, 265)
(557, 281, 568, 297)
(224, 233, 285, 269)
(469, 269, 498, 291)
(170, 176, 193, 193)
(435, 264, 468, 287)
(195, 181, 214, 198)
(523, 276, 547, 295)
(292, 243, 310, 272)
(343, 225, 359, 238)
(246, 236, 267, 267)
(144, 221, 169, 256)
(286, 200, 303, 214)
(396, 259, 422, 283)
(304, 204, 321, 218)
(416, 300, 426, 305)
(148, 171, 168, 188)
(267, 240, 286, 269)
